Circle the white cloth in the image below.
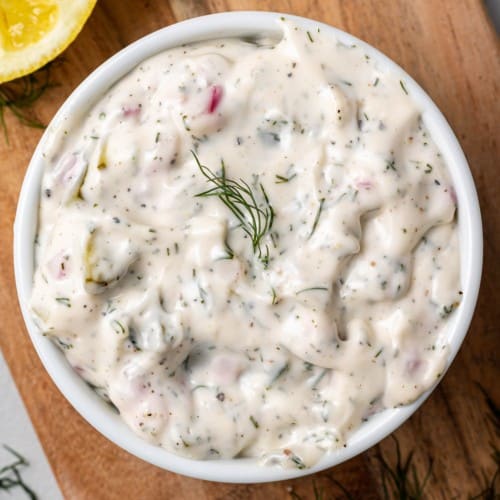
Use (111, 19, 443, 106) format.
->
(0, 350, 63, 500)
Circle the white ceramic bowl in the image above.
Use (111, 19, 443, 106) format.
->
(14, 11, 482, 483)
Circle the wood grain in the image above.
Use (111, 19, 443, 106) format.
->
(0, 1, 498, 498)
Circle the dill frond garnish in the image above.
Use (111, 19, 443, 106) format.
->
(193, 151, 274, 265)
(287, 394, 500, 500)
(0, 62, 58, 144)
(0, 445, 37, 499)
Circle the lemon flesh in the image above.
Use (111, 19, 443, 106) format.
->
(0, 0, 97, 83)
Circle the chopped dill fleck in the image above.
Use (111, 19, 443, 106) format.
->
(249, 415, 260, 428)
(111, 319, 126, 335)
(55, 297, 71, 308)
(441, 303, 457, 318)
(385, 160, 397, 171)
(308, 198, 325, 239)
(267, 363, 289, 389)
(400, 80, 409, 95)
(290, 453, 306, 469)
(307, 31, 314, 43)
(275, 173, 297, 183)
(182, 114, 191, 131)
(271, 287, 279, 305)
(295, 286, 329, 295)
(191, 385, 209, 392)
(425, 163, 433, 173)
(312, 369, 329, 389)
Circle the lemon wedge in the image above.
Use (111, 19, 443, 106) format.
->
(0, 0, 97, 83)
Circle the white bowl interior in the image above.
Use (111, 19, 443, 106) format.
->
(13, 11, 482, 483)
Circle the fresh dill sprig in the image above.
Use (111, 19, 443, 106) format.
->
(477, 384, 500, 442)
(289, 489, 302, 500)
(376, 434, 433, 500)
(325, 475, 355, 499)
(193, 151, 274, 264)
(469, 471, 500, 500)
(286, 438, 433, 499)
(0, 445, 37, 499)
(287, 476, 353, 500)
(312, 481, 324, 500)
(287, 399, 499, 500)
(469, 384, 499, 499)
(0, 61, 58, 144)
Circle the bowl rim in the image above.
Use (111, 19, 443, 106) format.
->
(13, 11, 483, 483)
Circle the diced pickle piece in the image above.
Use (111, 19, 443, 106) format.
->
(84, 227, 137, 294)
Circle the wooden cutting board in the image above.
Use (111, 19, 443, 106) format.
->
(1, 1, 498, 498)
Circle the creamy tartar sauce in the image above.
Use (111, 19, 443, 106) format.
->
(31, 21, 461, 468)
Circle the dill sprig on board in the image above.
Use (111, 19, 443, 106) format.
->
(287, 435, 432, 499)
(287, 384, 500, 499)
(469, 384, 499, 499)
(0, 445, 37, 499)
(0, 62, 57, 143)
(193, 151, 274, 265)
(287, 476, 353, 500)
(376, 435, 433, 500)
